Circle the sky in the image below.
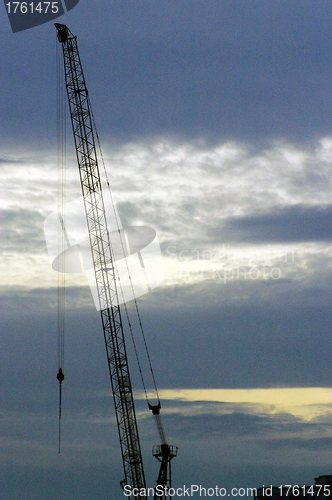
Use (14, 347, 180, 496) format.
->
(0, 1, 332, 499)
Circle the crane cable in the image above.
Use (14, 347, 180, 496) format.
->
(56, 36, 66, 454)
(89, 102, 161, 410)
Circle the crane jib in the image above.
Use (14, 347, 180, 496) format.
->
(55, 23, 177, 499)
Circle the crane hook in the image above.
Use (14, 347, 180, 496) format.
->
(57, 368, 64, 453)
(57, 367, 65, 384)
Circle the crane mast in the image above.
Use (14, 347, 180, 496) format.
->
(55, 23, 146, 494)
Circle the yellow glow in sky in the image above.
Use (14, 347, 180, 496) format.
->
(147, 388, 332, 422)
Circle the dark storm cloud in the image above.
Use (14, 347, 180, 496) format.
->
(1, 280, 331, 499)
(2, 279, 331, 394)
(169, 410, 270, 438)
(264, 437, 332, 452)
(0, 285, 91, 316)
(162, 404, 331, 441)
(133, 279, 332, 389)
(216, 204, 332, 243)
(1, 402, 328, 499)
(146, 303, 332, 389)
(2, 0, 332, 145)
(86, 0, 332, 144)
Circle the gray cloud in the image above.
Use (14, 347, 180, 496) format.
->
(2, 1, 332, 146)
(2, 279, 331, 394)
(0, 208, 45, 252)
(1, 278, 331, 499)
(216, 204, 332, 243)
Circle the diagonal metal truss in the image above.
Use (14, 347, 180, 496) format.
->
(55, 23, 146, 495)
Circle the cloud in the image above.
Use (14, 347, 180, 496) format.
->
(218, 204, 332, 243)
(145, 388, 332, 422)
(2, 1, 332, 147)
(1, 137, 330, 292)
(0, 208, 45, 253)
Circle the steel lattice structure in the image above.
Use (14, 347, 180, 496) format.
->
(55, 23, 146, 495)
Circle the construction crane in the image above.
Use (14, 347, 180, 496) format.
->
(54, 23, 177, 499)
